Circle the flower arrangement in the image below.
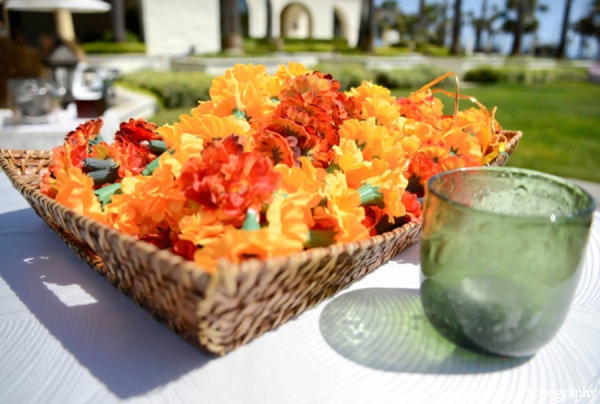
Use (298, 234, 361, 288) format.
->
(40, 63, 505, 273)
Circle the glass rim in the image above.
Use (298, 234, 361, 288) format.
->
(426, 166, 597, 220)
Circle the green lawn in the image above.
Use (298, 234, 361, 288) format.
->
(150, 82, 600, 183)
(447, 82, 600, 182)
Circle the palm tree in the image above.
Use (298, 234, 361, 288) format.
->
(501, 0, 548, 56)
(510, 0, 526, 55)
(221, 0, 243, 52)
(469, 0, 489, 53)
(573, 0, 600, 59)
(357, 0, 376, 53)
(434, 0, 450, 47)
(417, 0, 427, 43)
(111, 0, 126, 43)
(450, 0, 463, 55)
(557, 0, 573, 58)
(573, 15, 594, 58)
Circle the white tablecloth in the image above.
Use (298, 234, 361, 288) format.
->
(1, 172, 599, 404)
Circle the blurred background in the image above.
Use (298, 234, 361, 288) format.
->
(0, 0, 599, 187)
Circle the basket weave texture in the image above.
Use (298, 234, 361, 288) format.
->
(0, 130, 521, 355)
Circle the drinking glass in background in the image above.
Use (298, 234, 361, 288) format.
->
(420, 167, 596, 357)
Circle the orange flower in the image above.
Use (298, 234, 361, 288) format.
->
(174, 113, 251, 144)
(252, 129, 295, 166)
(273, 157, 325, 202)
(178, 210, 231, 247)
(263, 71, 352, 167)
(186, 193, 311, 271)
(193, 226, 305, 273)
(53, 167, 104, 222)
(265, 193, 312, 248)
(105, 164, 186, 239)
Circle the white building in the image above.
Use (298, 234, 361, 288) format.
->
(141, 0, 362, 56)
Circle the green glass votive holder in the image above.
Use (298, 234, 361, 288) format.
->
(420, 167, 596, 357)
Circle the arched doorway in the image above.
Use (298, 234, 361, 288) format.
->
(333, 7, 348, 43)
(280, 3, 312, 39)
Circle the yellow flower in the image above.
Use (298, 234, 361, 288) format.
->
(266, 193, 311, 248)
(155, 131, 205, 178)
(313, 171, 369, 243)
(272, 62, 311, 95)
(191, 64, 276, 130)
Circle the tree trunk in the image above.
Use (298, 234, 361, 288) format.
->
(450, 0, 462, 55)
(221, 0, 243, 52)
(577, 35, 587, 59)
(111, 0, 126, 43)
(436, 0, 449, 47)
(510, 0, 526, 56)
(357, 0, 375, 53)
(474, 0, 488, 53)
(265, 0, 273, 43)
(557, 0, 573, 59)
(417, 0, 427, 43)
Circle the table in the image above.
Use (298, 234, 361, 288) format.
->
(1, 171, 599, 404)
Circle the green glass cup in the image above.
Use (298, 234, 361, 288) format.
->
(420, 167, 596, 357)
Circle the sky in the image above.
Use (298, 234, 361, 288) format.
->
(388, 0, 597, 58)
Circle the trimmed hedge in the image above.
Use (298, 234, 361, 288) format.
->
(82, 42, 146, 54)
(374, 65, 452, 90)
(464, 65, 588, 84)
(118, 70, 214, 108)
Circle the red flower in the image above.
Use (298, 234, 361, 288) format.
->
(111, 141, 156, 176)
(178, 137, 280, 225)
(362, 206, 387, 236)
(172, 239, 196, 260)
(114, 118, 160, 143)
(401, 191, 422, 221)
(65, 119, 103, 146)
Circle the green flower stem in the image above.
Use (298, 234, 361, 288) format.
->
(89, 167, 119, 186)
(305, 229, 336, 248)
(142, 158, 160, 176)
(83, 158, 116, 172)
(150, 140, 168, 155)
(94, 183, 122, 206)
(242, 209, 261, 231)
(87, 135, 104, 153)
(358, 183, 383, 206)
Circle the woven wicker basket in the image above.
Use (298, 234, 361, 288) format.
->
(0, 130, 521, 355)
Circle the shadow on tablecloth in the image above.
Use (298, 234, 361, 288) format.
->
(0, 208, 213, 399)
(319, 287, 530, 374)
